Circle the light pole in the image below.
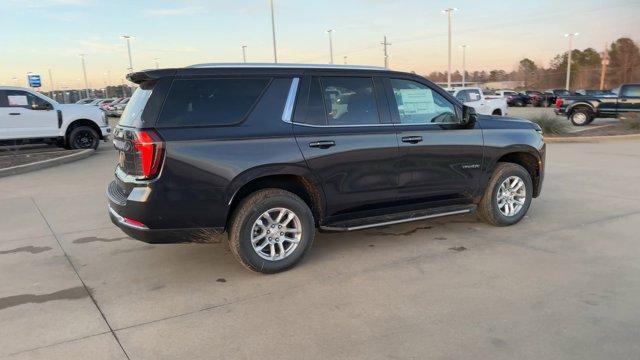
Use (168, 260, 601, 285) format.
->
(460, 44, 467, 86)
(326, 29, 334, 64)
(121, 35, 134, 71)
(381, 36, 391, 68)
(442, 8, 458, 88)
(564, 32, 579, 90)
(12, 77, 18, 86)
(153, 58, 159, 69)
(48, 67, 55, 99)
(79, 54, 90, 98)
(269, 0, 278, 63)
(103, 72, 109, 98)
(242, 45, 247, 63)
(343, 56, 347, 65)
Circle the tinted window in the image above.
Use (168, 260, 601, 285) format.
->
(621, 85, 640, 97)
(456, 89, 481, 102)
(119, 88, 153, 127)
(158, 78, 270, 127)
(320, 77, 380, 125)
(390, 79, 457, 125)
(0, 90, 49, 109)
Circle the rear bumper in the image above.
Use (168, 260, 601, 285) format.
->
(108, 205, 222, 243)
(106, 179, 223, 243)
(100, 125, 111, 140)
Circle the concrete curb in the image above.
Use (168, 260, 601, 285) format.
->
(0, 149, 95, 178)
(545, 133, 640, 143)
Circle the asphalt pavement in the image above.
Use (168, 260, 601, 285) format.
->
(0, 137, 639, 359)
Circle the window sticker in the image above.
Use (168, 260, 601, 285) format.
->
(8, 95, 28, 106)
(396, 89, 436, 115)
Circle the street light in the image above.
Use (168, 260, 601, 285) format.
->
(343, 55, 348, 65)
(79, 54, 90, 98)
(120, 35, 134, 71)
(326, 29, 334, 64)
(153, 58, 160, 69)
(269, 0, 278, 63)
(241, 45, 247, 63)
(564, 32, 579, 90)
(460, 44, 468, 87)
(442, 7, 458, 88)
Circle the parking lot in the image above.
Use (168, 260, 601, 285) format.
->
(1, 131, 639, 359)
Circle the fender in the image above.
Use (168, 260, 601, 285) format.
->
(566, 100, 597, 115)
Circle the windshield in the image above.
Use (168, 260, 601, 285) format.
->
(118, 88, 152, 127)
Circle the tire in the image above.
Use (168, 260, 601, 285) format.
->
(68, 126, 99, 150)
(228, 188, 315, 273)
(492, 109, 502, 116)
(477, 163, 533, 227)
(569, 108, 594, 126)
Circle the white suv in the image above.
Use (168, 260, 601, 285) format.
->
(0, 86, 110, 149)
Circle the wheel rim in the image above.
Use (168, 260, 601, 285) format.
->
(251, 207, 302, 261)
(573, 112, 587, 124)
(74, 130, 96, 148)
(496, 176, 526, 217)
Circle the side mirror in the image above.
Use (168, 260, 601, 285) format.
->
(33, 102, 53, 111)
(461, 105, 477, 127)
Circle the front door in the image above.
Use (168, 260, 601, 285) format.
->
(386, 78, 484, 207)
(0, 90, 58, 140)
(618, 84, 640, 113)
(292, 75, 398, 218)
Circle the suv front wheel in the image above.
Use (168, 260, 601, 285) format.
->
(228, 189, 315, 273)
(477, 163, 533, 226)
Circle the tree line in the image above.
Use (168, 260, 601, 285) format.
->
(425, 37, 640, 90)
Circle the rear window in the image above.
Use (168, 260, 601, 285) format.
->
(157, 78, 270, 127)
(119, 88, 152, 127)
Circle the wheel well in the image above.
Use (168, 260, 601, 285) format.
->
(65, 119, 102, 141)
(227, 174, 323, 228)
(568, 104, 594, 116)
(497, 152, 541, 197)
(492, 109, 502, 116)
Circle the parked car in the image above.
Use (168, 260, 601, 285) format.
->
(76, 98, 96, 105)
(100, 98, 121, 111)
(95, 98, 116, 108)
(112, 98, 130, 117)
(107, 64, 545, 273)
(446, 87, 508, 116)
(523, 90, 545, 107)
(542, 89, 573, 108)
(555, 83, 640, 125)
(104, 97, 129, 116)
(494, 90, 530, 107)
(0, 86, 111, 148)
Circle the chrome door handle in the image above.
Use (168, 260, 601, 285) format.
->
(309, 140, 335, 149)
(401, 136, 423, 144)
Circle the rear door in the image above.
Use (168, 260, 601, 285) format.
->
(0, 90, 58, 139)
(385, 77, 484, 207)
(292, 75, 399, 218)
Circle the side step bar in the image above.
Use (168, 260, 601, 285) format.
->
(320, 205, 475, 232)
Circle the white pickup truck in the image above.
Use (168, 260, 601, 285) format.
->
(0, 86, 110, 149)
(446, 87, 508, 116)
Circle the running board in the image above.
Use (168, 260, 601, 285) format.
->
(320, 205, 475, 232)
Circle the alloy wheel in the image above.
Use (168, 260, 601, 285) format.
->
(496, 176, 526, 217)
(251, 207, 302, 261)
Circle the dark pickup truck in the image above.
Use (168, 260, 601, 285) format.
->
(555, 83, 640, 126)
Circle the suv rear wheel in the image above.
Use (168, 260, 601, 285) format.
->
(228, 189, 315, 273)
(477, 163, 533, 226)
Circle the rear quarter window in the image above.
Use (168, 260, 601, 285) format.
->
(157, 78, 270, 127)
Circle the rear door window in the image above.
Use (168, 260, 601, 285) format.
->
(320, 77, 380, 125)
(158, 78, 270, 127)
(621, 85, 640, 97)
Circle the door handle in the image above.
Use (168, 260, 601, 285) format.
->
(309, 140, 335, 149)
(9, 112, 21, 115)
(401, 136, 423, 144)
(620, 98, 628, 102)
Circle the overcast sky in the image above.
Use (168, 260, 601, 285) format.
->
(1, 0, 639, 89)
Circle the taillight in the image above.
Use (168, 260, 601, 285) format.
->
(555, 98, 563, 109)
(133, 130, 164, 179)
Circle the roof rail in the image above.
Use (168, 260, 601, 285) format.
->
(185, 62, 387, 71)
